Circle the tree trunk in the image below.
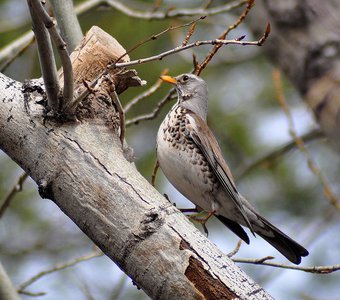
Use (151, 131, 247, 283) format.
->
(247, 0, 340, 149)
(0, 27, 273, 300)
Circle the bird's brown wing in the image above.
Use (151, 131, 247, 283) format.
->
(185, 112, 254, 234)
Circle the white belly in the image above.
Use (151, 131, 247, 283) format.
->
(156, 123, 215, 211)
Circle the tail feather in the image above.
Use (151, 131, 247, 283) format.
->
(216, 215, 250, 244)
(216, 213, 309, 264)
(254, 214, 309, 265)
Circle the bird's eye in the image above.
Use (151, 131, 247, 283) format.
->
(182, 75, 189, 82)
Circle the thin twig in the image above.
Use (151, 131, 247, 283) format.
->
(114, 17, 206, 66)
(0, 0, 246, 72)
(17, 251, 103, 293)
(233, 257, 340, 274)
(72, 18, 204, 109)
(0, 172, 28, 218)
(151, 159, 160, 187)
(273, 69, 340, 212)
(81, 0, 248, 20)
(227, 240, 243, 258)
(124, 69, 168, 113)
(27, 0, 60, 110)
(19, 290, 46, 297)
(182, 23, 197, 46)
(114, 31, 270, 69)
(110, 89, 125, 145)
(31, 0, 74, 111)
(196, 0, 255, 75)
(126, 88, 177, 127)
(235, 128, 324, 179)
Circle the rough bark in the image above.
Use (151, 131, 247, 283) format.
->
(248, 0, 340, 149)
(0, 27, 273, 299)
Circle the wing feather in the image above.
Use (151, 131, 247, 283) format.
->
(186, 112, 254, 234)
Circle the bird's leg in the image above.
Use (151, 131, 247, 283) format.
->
(188, 210, 216, 236)
(189, 210, 215, 224)
(151, 159, 159, 187)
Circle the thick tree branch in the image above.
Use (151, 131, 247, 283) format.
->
(0, 72, 273, 299)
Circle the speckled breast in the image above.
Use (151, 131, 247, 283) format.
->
(156, 105, 218, 210)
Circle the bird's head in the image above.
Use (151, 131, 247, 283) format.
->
(160, 73, 208, 121)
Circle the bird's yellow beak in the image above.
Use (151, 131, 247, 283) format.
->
(160, 75, 177, 84)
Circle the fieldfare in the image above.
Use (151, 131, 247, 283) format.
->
(156, 73, 309, 264)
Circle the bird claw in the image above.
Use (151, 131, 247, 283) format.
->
(187, 210, 216, 237)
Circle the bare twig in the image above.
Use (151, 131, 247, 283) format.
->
(72, 18, 204, 108)
(27, 0, 60, 110)
(123, 29, 268, 127)
(0, 172, 28, 218)
(151, 159, 160, 187)
(110, 89, 125, 145)
(182, 23, 197, 46)
(19, 290, 46, 297)
(0, 0, 246, 72)
(126, 88, 177, 127)
(227, 240, 243, 258)
(114, 31, 270, 69)
(124, 69, 168, 113)
(114, 16, 206, 66)
(196, 0, 255, 75)
(31, 0, 74, 111)
(76, 0, 248, 20)
(17, 251, 103, 293)
(235, 128, 324, 179)
(273, 69, 340, 212)
(233, 257, 340, 274)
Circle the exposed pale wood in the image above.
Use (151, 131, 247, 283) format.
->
(62, 25, 129, 86)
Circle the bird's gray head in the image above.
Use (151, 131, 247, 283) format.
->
(160, 73, 208, 121)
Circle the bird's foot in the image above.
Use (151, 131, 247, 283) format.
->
(187, 210, 216, 236)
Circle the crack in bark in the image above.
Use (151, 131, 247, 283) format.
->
(114, 172, 149, 204)
(56, 131, 114, 177)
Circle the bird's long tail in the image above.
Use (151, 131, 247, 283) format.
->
(253, 213, 309, 264)
(216, 213, 309, 264)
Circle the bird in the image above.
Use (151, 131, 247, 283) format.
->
(156, 73, 309, 265)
